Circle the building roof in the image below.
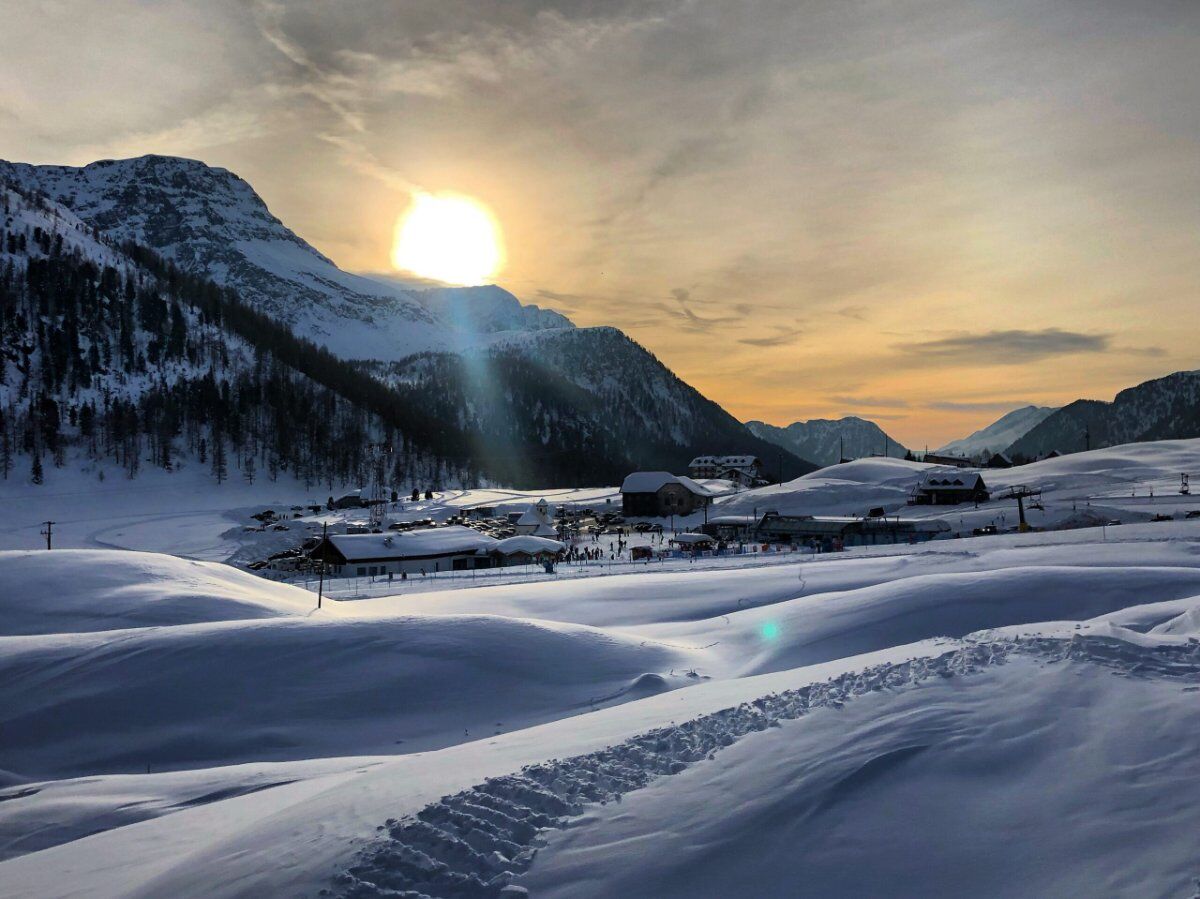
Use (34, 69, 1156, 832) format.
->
(688, 455, 760, 469)
(670, 532, 716, 545)
(515, 505, 553, 526)
(917, 472, 987, 490)
(621, 471, 713, 496)
(493, 535, 564, 555)
(327, 526, 496, 561)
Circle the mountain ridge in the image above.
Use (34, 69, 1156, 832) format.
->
(936, 405, 1057, 459)
(1006, 370, 1200, 459)
(0, 155, 572, 361)
(746, 416, 908, 467)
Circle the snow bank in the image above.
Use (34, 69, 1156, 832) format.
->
(0, 550, 312, 636)
(0, 613, 689, 778)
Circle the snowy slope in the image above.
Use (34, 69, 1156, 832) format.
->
(936, 404, 1057, 458)
(0, 155, 572, 361)
(0, 550, 310, 635)
(747, 416, 908, 466)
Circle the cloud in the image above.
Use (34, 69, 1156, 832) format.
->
(738, 326, 803, 347)
(535, 288, 587, 308)
(652, 287, 746, 333)
(837, 305, 870, 320)
(894, 328, 1114, 365)
(827, 395, 910, 408)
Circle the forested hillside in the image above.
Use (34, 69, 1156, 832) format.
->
(0, 182, 473, 490)
(1007, 371, 1200, 459)
(375, 329, 816, 486)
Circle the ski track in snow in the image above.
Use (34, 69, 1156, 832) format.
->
(331, 634, 1200, 898)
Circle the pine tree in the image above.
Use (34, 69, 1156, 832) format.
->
(211, 433, 227, 484)
(30, 453, 43, 485)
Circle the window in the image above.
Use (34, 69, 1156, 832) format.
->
(357, 566, 366, 576)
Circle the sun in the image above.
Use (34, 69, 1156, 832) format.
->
(390, 192, 505, 285)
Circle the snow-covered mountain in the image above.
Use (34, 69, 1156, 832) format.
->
(2, 156, 812, 485)
(746, 416, 908, 467)
(0, 155, 571, 361)
(1007, 370, 1200, 460)
(0, 178, 458, 488)
(936, 405, 1057, 459)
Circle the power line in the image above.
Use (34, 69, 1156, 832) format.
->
(40, 520, 54, 550)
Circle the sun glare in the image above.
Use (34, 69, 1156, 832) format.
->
(390, 192, 504, 285)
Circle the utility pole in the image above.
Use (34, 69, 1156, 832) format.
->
(316, 521, 328, 611)
(40, 520, 54, 550)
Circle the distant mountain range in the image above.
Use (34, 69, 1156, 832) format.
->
(936, 406, 1057, 459)
(2, 155, 814, 486)
(1006, 370, 1200, 460)
(746, 417, 908, 467)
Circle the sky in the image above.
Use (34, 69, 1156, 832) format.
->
(2, 0, 1199, 448)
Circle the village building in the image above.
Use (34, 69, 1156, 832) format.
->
(753, 511, 950, 546)
(512, 499, 559, 537)
(490, 535, 564, 566)
(921, 452, 973, 469)
(687, 455, 764, 485)
(308, 526, 495, 576)
(909, 472, 991, 505)
(669, 532, 717, 552)
(620, 472, 713, 518)
(701, 514, 759, 541)
(308, 526, 566, 577)
(331, 490, 367, 509)
(985, 452, 1014, 469)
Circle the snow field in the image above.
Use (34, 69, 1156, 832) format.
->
(4, 438, 1200, 896)
(336, 632, 1200, 898)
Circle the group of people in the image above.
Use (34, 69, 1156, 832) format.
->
(566, 545, 612, 562)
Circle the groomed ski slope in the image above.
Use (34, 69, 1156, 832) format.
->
(3, 439, 1200, 897)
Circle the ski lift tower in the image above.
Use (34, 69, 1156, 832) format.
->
(1181, 473, 1191, 496)
(367, 441, 394, 526)
(997, 485, 1042, 533)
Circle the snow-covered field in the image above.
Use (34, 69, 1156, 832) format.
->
(3, 440, 1200, 897)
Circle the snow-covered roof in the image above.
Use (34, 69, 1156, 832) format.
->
(670, 532, 716, 545)
(688, 455, 760, 469)
(327, 526, 496, 561)
(917, 472, 986, 490)
(493, 535, 564, 555)
(621, 472, 713, 496)
(515, 505, 552, 526)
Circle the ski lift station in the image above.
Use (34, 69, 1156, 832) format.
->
(751, 511, 950, 546)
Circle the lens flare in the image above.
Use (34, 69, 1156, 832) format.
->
(760, 621, 780, 641)
(390, 192, 505, 285)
